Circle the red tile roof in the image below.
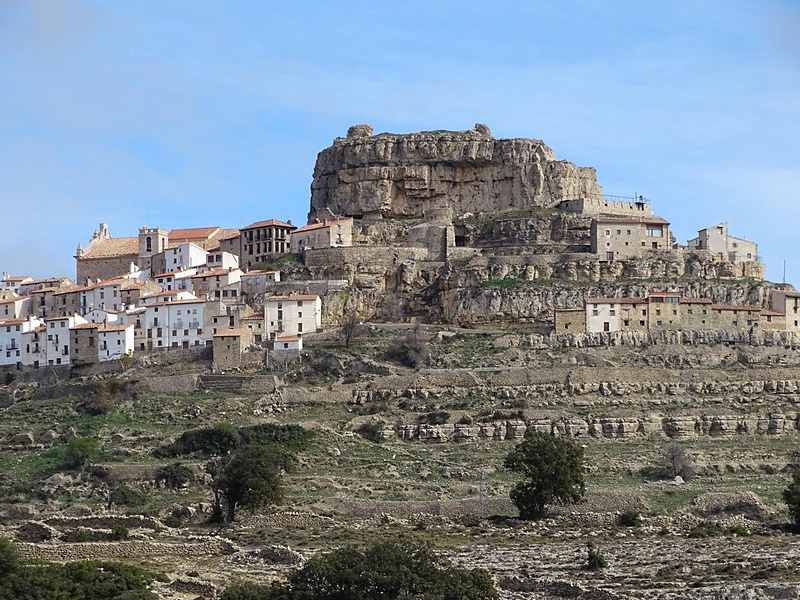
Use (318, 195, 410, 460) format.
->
(71, 323, 101, 330)
(214, 328, 248, 337)
(101, 324, 133, 332)
(241, 219, 296, 230)
(710, 304, 762, 312)
(168, 227, 220, 241)
(585, 297, 647, 305)
(81, 237, 139, 259)
(264, 295, 319, 302)
(0, 295, 30, 305)
(595, 216, 670, 225)
(293, 218, 352, 233)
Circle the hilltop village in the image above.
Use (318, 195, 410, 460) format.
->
(0, 124, 795, 375)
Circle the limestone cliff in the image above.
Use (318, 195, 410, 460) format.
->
(309, 124, 603, 221)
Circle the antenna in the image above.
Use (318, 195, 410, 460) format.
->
(784, 260, 787, 285)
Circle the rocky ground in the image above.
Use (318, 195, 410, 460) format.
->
(3, 329, 800, 599)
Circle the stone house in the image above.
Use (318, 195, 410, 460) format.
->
(240, 269, 280, 301)
(238, 219, 296, 271)
(761, 309, 787, 331)
(646, 291, 682, 331)
(264, 295, 322, 340)
(678, 298, 714, 329)
(290, 218, 354, 253)
(212, 328, 255, 372)
(553, 309, 585, 333)
(687, 223, 758, 264)
(770, 289, 800, 332)
(240, 312, 266, 344)
(590, 216, 672, 260)
(709, 304, 761, 332)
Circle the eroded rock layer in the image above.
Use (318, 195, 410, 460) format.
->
(309, 124, 603, 220)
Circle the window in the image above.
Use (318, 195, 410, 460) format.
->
(646, 226, 663, 237)
(656, 320, 663, 326)
(642, 310, 647, 316)
(605, 229, 611, 236)
(609, 310, 616, 316)
(592, 310, 599, 316)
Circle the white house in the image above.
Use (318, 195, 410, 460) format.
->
(144, 299, 206, 350)
(84, 308, 125, 325)
(0, 315, 43, 368)
(44, 314, 87, 366)
(153, 268, 198, 292)
(687, 222, 758, 264)
(273, 335, 303, 351)
(98, 324, 134, 362)
(164, 242, 207, 270)
(79, 278, 125, 315)
(188, 268, 242, 301)
(204, 251, 240, 272)
(771, 289, 800, 332)
(1, 275, 34, 296)
(0, 295, 32, 321)
(264, 295, 322, 340)
(21, 324, 46, 368)
(139, 289, 198, 305)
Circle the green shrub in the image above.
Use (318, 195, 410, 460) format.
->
(110, 525, 129, 540)
(108, 486, 147, 509)
(419, 411, 450, 425)
(783, 467, 800, 526)
(221, 540, 498, 600)
(155, 463, 194, 489)
(617, 510, 642, 527)
(64, 437, 100, 469)
(163, 515, 183, 529)
(356, 422, 384, 443)
(586, 541, 607, 571)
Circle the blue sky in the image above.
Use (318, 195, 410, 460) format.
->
(1, 1, 799, 284)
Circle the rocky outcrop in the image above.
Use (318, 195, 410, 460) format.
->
(309, 125, 603, 221)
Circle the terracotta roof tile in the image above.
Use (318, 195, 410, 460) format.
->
(293, 218, 352, 233)
(168, 227, 220, 240)
(81, 237, 139, 259)
(241, 219, 296, 230)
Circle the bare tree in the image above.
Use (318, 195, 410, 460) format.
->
(662, 442, 696, 480)
(339, 311, 364, 347)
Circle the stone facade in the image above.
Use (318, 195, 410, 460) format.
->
(239, 219, 296, 270)
(688, 222, 759, 263)
(591, 216, 672, 260)
(291, 218, 354, 253)
(553, 309, 585, 333)
(212, 328, 254, 371)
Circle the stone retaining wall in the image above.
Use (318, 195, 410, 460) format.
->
(15, 537, 237, 562)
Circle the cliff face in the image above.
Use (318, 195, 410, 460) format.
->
(309, 124, 603, 221)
